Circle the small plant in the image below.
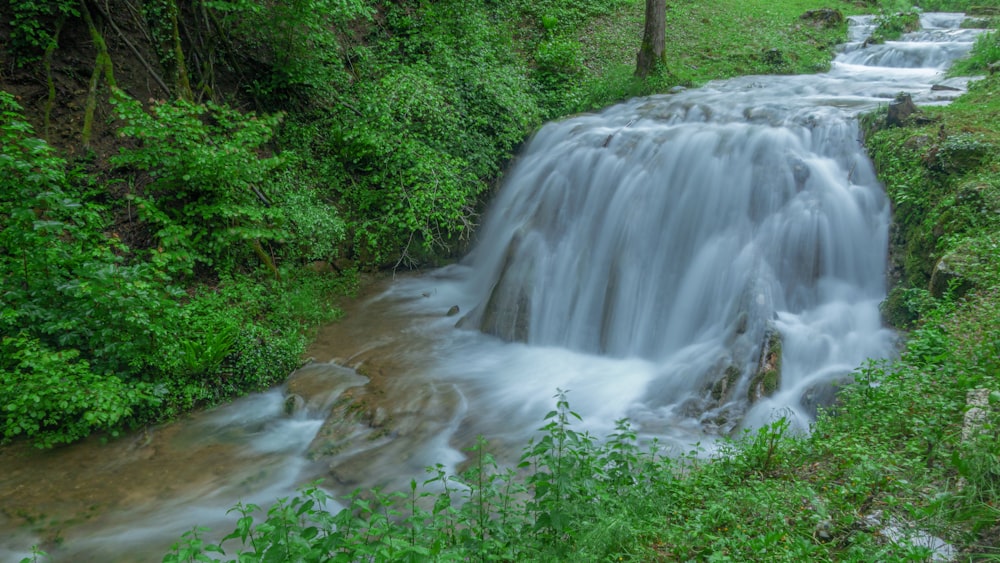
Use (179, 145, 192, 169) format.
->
(868, 9, 921, 45)
(950, 30, 1000, 76)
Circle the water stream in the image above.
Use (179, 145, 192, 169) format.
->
(0, 14, 985, 561)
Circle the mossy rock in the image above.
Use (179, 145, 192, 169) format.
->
(968, 6, 1000, 17)
(930, 250, 977, 299)
(799, 9, 844, 29)
(711, 364, 742, 402)
(932, 133, 993, 174)
(929, 236, 1000, 299)
(748, 329, 782, 403)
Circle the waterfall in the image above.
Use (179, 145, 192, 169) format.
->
(390, 13, 982, 437)
(0, 13, 985, 562)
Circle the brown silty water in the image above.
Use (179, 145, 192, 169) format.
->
(0, 275, 475, 561)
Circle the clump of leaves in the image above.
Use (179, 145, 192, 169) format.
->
(951, 30, 1000, 76)
(110, 90, 287, 277)
(868, 9, 921, 45)
(7, 0, 79, 64)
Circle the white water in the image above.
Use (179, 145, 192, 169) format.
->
(0, 13, 984, 562)
(395, 13, 979, 437)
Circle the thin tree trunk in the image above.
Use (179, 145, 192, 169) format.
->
(81, 0, 116, 148)
(170, 2, 194, 101)
(43, 17, 66, 141)
(636, 0, 666, 78)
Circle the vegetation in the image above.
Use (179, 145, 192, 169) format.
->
(868, 9, 922, 44)
(154, 2, 1000, 561)
(2, 0, 999, 559)
(0, 0, 867, 449)
(158, 2, 1000, 561)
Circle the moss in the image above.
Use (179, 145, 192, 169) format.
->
(711, 364, 743, 402)
(748, 329, 782, 402)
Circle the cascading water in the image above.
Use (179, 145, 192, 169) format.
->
(407, 12, 981, 435)
(0, 13, 985, 562)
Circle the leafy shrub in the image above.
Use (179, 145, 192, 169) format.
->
(951, 29, 999, 78)
(1, 92, 341, 445)
(110, 91, 286, 276)
(868, 9, 921, 44)
(164, 394, 673, 561)
(284, 1, 542, 266)
(211, 0, 374, 108)
(1, 335, 148, 448)
(229, 324, 305, 392)
(6, 0, 79, 64)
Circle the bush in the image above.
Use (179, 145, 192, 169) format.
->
(1, 335, 148, 447)
(951, 30, 1000, 76)
(110, 91, 287, 276)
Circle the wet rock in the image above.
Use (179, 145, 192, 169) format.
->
(458, 232, 531, 342)
(886, 93, 917, 127)
(790, 156, 811, 190)
(799, 376, 852, 418)
(930, 83, 961, 92)
(307, 393, 378, 460)
(312, 381, 465, 488)
(928, 252, 975, 299)
(800, 9, 844, 29)
(284, 394, 306, 416)
(748, 328, 782, 403)
(669, 85, 687, 94)
(446, 305, 460, 317)
(711, 364, 742, 403)
(285, 362, 368, 412)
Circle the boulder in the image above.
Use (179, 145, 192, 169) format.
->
(962, 388, 993, 442)
(799, 376, 853, 418)
(800, 9, 844, 28)
(711, 364, 743, 403)
(285, 362, 368, 412)
(458, 233, 531, 342)
(928, 250, 977, 299)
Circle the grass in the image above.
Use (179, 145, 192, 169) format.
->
(573, 0, 864, 109)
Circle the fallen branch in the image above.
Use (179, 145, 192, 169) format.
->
(96, 0, 172, 97)
(81, 0, 116, 147)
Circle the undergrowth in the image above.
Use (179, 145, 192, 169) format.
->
(160, 372, 1000, 561)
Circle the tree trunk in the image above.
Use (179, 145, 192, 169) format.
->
(635, 0, 666, 78)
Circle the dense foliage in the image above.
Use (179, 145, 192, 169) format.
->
(163, 373, 1000, 561)
(1, 0, 862, 451)
(0, 91, 347, 447)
